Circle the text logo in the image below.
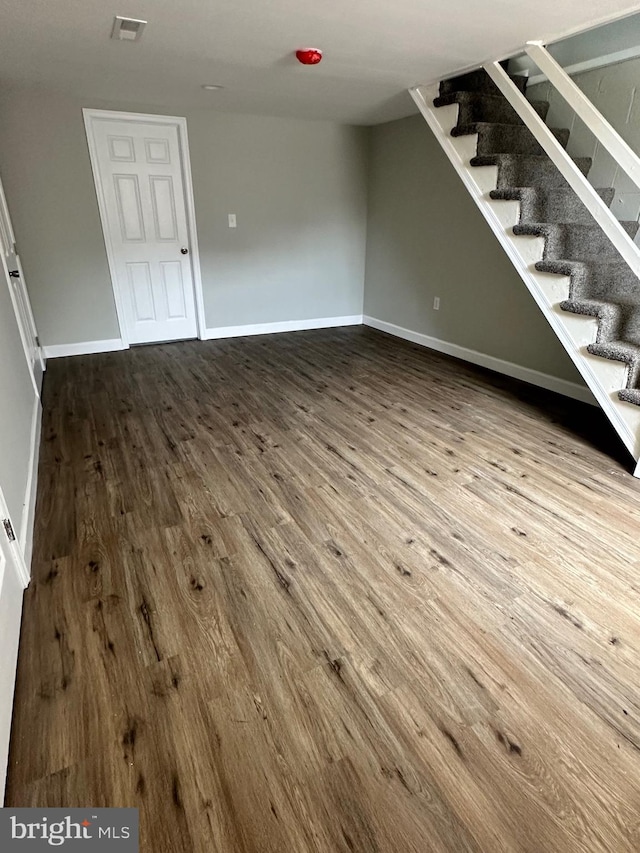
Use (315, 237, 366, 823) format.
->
(0, 809, 138, 850)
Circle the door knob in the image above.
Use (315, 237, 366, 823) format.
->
(180, 247, 189, 255)
(8, 270, 19, 278)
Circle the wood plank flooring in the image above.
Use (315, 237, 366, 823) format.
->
(6, 327, 640, 851)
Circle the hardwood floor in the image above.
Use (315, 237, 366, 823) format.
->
(6, 327, 640, 852)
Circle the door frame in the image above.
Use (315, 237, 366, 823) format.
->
(0, 484, 30, 589)
(0, 479, 29, 797)
(83, 109, 207, 346)
(0, 175, 45, 396)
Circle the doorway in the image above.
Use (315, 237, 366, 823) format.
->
(83, 110, 205, 345)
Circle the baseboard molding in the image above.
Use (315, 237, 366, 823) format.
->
(42, 320, 365, 354)
(363, 316, 596, 406)
(204, 315, 364, 340)
(43, 338, 127, 359)
(18, 396, 42, 581)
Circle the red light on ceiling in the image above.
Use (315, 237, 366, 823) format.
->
(296, 48, 323, 65)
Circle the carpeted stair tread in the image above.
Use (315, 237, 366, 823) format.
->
(543, 187, 615, 224)
(618, 388, 640, 405)
(534, 258, 587, 278)
(587, 341, 640, 389)
(434, 91, 549, 125)
(535, 260, 640, 347)
(439, 69, 527, 97)
(589, 339, 640, 359)
(534, 258, 638, 298)
(452, 122, 570, 156)
(512, 221, 639, 261)
(558, 222, 639, 258)
(588, 340, 640, 403)
(497, 185, 615, 225)
(560, 298, 625, 342)
(490, 187, 616, 227)
(536, 256, 635, 281)
(471, 154, 593, 189)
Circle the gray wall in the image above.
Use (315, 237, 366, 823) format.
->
(0, 283, 35, 531)
(529, 56, 640, 233)
(510, 14, 640, 82)
(0, 88, 367, 346)
(364, 114, 583, 383)
(0, 86, 587, 388)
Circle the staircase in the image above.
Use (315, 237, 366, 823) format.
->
(410, 57, 640, 475)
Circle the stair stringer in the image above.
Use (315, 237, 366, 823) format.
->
(410, 84, 640, 471)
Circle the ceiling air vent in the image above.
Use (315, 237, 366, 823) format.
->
(111, 16, 147, 42)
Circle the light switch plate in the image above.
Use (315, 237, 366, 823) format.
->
(228, 214, 237, 228)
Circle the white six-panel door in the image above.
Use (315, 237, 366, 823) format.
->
(85, 113, 200, 345)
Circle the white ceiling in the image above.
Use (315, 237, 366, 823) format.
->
(2, 0, 639, 124)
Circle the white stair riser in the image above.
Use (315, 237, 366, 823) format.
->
(533, 271, 570, 304)
(451, 134, 478, 166)
(486, 199, 520, 229)
(556, 309, 598, 348)
(431, 103, 458, 136)
(515, 236, 546, 267)
(470, 166, 499, 194)
(580, 350, 629, 394)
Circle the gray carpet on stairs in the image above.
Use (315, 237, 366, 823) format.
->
(434, 70, 640, 406)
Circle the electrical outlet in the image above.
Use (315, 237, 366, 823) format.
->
(228, 213, 237, 228)
(433, 296, 440, 310)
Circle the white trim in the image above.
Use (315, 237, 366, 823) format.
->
(409, 84, 638, 463)
(364, 316, 595, 405)
(483, 61, 640, 281)
(204, 315, 363, 340)
(176, 120, 207, 339)
(0, 537, 25, 797)
(0, 252, 38, 399)
(82, 108, 206, 344)
(83, 111, 129, 344)
(43, 338, 126, 359)
(13, 253, 45, 380)
(0, 487, 29, 589)
(0, 177, 45, 385)
(43, 319, 365, 351)
(525, 42, 640, 194)
(18, 396, 42, 576)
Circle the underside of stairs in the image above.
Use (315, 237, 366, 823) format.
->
(434, 69, 640, 408)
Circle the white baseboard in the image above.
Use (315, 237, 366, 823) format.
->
(42, 319, 365, 354)
(18, 396, 42, 580)
(204, 315, 363, 340)
(43, 338, 126, 359)
(363, 315, 596, 406)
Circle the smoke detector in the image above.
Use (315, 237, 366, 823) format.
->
(111, 16, 147, 42)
